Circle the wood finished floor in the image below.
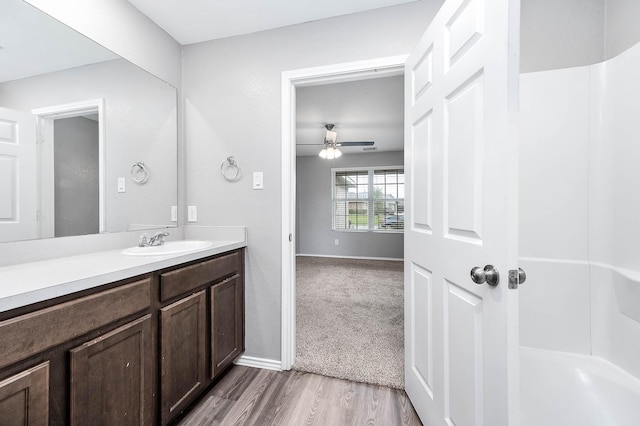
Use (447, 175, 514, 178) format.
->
(177, 366, 422, 426)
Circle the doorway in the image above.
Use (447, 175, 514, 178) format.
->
(32, 99, 105, 238)
(280, 56, 407, 370)
(293, 75, 405, 387)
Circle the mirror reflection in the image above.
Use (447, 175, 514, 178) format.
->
(0, 0, 178, 243)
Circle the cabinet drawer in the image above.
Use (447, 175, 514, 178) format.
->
(160, 251, 240, 301)
(0, 278, 151, 370)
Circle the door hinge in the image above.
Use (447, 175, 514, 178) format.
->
(288, 233, 292, 242)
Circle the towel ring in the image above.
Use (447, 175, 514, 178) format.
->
(131, 161, 150, 184)
(221, 156, 241, 181)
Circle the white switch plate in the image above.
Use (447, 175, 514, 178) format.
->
(187, 206, 197, 222)
(335, 239, 339, 245)
(117, 177, 126, 193)
(171, 205, 178, 222)
(253, 172, 264, 190)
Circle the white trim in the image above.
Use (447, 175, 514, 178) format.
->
(296, 253, 404, 262)
(234, 355, 282, 371)
(32, 99, 106, 236)
(281, 56, 407, 371)
(331, 165, 404, 172)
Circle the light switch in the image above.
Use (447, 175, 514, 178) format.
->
(253, 172, 264, 190)
(187, 206, 197, 222)
(171, 206, 178, 222)
(117, 177, 126, 193)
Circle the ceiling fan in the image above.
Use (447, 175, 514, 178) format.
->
(297, 124, 375, 148)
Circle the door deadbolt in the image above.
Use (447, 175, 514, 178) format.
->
(470, 265, 500, 287)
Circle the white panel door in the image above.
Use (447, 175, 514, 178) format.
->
(0, 108, 37, 242)
(404, 0, 520, 425)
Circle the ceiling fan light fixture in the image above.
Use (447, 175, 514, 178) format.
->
(318, 145, 342, 159)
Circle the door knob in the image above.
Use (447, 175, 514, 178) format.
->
(470, 265, 500, 287)
(518, 267, 526, 284)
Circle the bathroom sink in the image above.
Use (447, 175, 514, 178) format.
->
(121, 240, 215, 256)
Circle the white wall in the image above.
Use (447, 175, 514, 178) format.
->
(519, 67, 592, 355)
(520, 43, 640, 379)
(590, 44, 640, 378)
(182, 1, 443, 361)
(297, 152, 404, 259)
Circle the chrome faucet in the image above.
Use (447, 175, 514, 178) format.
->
(138, 232, 170, 247)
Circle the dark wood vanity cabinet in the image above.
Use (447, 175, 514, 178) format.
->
(70, 314, 154, 426)
(0, 248, 244, 425)
(160, 291, 207, 424)
(211, 274, 244, 378)
(158, 249, 244, 424)
(0, 362, 49, 426)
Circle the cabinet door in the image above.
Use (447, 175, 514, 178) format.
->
(211, 274, 244, 378)
(69, 315, 153, 426)
(0, 362, 49, 426)
(160, 290, 206, 425)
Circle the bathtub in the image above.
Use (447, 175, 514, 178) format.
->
(520, 346, 640, 426)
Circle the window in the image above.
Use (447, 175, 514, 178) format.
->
(333, 167, 404, 232)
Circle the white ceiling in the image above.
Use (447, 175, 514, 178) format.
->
(127, 0, 419, 45)
(296, 76, 404, 157)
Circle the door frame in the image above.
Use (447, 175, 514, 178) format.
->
(32, 99, 106, 238)
(280, 56, 407, 370)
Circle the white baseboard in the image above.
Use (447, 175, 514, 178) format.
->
(296, 253, 403, 262)
(234, 355, 282, 371)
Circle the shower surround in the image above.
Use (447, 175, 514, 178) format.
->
(519, 40, 640, 424)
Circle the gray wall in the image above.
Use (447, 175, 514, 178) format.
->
(520, 0, 640, 73)
(54, 117, 99, 237)
(24, 0, 181, 86)
(182, 0, 443, 362)
(520, 0, 605, 73)
(1, 59, 177, 233)
(605, 0, 640, 59)
(297, 152, 404, 259)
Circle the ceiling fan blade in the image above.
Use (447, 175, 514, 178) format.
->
(336, 141, 375, 147)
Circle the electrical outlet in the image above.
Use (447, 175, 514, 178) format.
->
(187, 206, 197, 222)
(334, 239, 339, 245)
(171, 206, 178, 222)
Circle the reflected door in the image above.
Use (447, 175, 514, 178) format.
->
(0, 107, 37, 242)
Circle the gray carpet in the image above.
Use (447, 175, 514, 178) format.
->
(293, 256, 405, 389)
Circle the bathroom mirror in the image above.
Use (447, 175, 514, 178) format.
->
(0, 0, 178, 242)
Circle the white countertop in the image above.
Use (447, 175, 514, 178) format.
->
(0, 239, 246, 313)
